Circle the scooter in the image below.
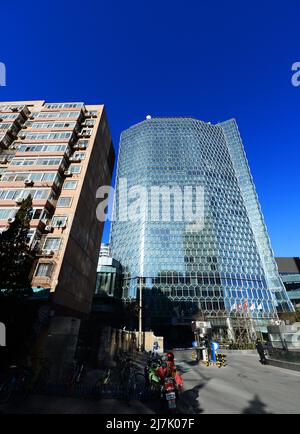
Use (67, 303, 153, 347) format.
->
(162, 375, 177, 411)
(144, 360, 161, 389)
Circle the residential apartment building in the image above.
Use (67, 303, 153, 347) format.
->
(0, 100, 115, 315)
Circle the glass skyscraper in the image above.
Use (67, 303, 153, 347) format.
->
(110, 117, 293, 333)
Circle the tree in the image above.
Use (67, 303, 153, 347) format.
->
(0, 195, 34, 296)
(279, 310, 300, 324)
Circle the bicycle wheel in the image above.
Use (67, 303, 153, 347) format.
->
(0, 380, 14, 404)
(133, 372, 146, 398)
(35, 366, 50, 391)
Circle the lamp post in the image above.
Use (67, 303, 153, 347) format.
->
(138, 277, 143, 351)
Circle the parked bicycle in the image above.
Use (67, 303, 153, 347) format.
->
(95, 368, 111, 387)
(64, 360, 86, 388)
(0, 364, 33, 404)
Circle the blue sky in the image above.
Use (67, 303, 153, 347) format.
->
(0, 0, 299, 256)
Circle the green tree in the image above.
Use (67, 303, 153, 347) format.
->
(0, 195, 34, 296)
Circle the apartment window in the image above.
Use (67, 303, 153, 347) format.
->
(0, 123, 14, 130)
(35, 263, 53, 277)
(18, 143, 68, 153)
(1, 172, 58, 183)
(41, 172, 55, 182)
(57, 197, 72, 207)
(26, 229, 36, 246)
(0, 208, 17, 220)
(35, 111, 81, 119)
(85, 120, 95, 127)
(63, 180, 77, 190)
(35, 189, 50, 200)
(69, 166, 81, 174)
(0, 188, 51, 200)
(52, 216, 68, 227)
(0, 104, 26, 111)
(20, 132, 72, 141)
(78, 139, 89, 148)
(0, 113, 19, 120)
(11, 157, 63, 167)
(31, 121, 76, 129)
(43, 237, 61, 251)
(44, 103, 84, 109)
(30, 208, 47, 220)
(74, 152, 85, 160)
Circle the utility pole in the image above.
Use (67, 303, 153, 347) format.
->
(138, 277, 143, 351)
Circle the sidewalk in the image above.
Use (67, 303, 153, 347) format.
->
(0, 394, 157, 414)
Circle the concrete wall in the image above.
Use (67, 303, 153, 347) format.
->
(96, 327, 164, 366)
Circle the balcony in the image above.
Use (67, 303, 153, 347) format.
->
(0, 112, 25, 127)
(16, 131, 76, 145)
(0, 132, 13, 149)
(0, 105, 30, 118)
(31, 110, 82, 123)
(15, 144, 72, 160)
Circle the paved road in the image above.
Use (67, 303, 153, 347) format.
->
(176, 350, 300, 414)
(1, 351, 299, 414)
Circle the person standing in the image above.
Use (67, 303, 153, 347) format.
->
(255, 339, 267, 365)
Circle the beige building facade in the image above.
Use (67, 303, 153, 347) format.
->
(0, 100, 114, 315)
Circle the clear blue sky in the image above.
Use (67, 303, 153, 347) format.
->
(1, 0, 299, 256)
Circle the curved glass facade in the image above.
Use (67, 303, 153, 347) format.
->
(110, 118, 293, 328)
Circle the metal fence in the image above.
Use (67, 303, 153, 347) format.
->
(35, 382, 159, 400)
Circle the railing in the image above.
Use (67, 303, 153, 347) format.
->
(34, 382, 158, 400)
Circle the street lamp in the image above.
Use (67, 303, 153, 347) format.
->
(138, 276, 142, 351)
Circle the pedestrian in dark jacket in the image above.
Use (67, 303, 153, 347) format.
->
(256, 339, 267, 365)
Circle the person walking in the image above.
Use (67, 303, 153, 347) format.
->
(255, 339, 267, 365)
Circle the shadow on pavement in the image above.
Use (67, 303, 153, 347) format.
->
(177, 383, 205, 414)
(243, 394, 272, 414)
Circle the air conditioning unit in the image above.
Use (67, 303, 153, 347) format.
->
(7, 217, 15, 224)
(81, 121, 87, 127)
(69, 156, 81, 163)
(45, 225, 53, 232)
(42, 249, 54, 257)
(73, 144, 80, 150)
(15, 197, 23, 204)
(24, 179, 34, 186)
(19, 134, 26, 140)
(79, 144, 87, 150)
(64, 170, 72, 177)
(77, 133, 83, 138)
(0, 158, 8, 164)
